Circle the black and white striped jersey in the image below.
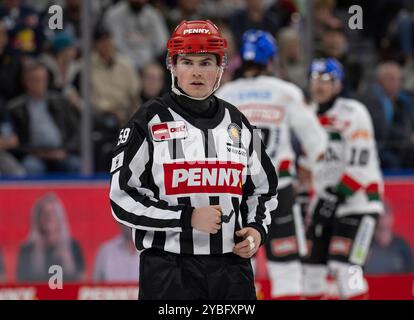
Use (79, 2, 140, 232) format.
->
(109, 92, 278, 255)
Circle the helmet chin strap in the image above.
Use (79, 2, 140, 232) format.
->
(170, 67, 224, 101)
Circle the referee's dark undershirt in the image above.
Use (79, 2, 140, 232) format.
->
(170, 91, 218, 119)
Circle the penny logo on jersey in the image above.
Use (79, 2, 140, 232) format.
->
(163, 161, 244, 195)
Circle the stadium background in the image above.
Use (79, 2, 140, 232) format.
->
(0, 0, 413, 299)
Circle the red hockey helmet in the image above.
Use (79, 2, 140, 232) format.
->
(167, 20, 228, 68)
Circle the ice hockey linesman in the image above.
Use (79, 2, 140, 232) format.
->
(109, 20, 278, 300)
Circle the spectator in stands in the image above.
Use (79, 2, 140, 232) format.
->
(0, 0, 44, 58)
(0, 21, 23, 101)
(93, 224, 140, 283)
(90, 27, 140, 125)
(17, 192, 85, 282)
(316, 26, 363, 95)
(362, 0, 406, 53)
(55, 0, 112, 42)
(0, 19, 25, 176)
(365, 202, 414, 274)
(58, 0, 88, 42)
(395, 8, 414, 63)
(402, 59, 414, 95)
(61, 0, 82, 21)
(23, 0, 64, 13)
(103, 0, 169, 70)
(39, 32, 81, 109)
(166, 0, 204, 32)
(313, 0, 342, 41)
(359, 61, 414, 169)
(87, 26, 141, 173)
(277, 26, 307, 90)
(218, 23, 241, 84)
(268, 0, 299, 29)
(8, 61, 80, 175)
(0, 102, 25, 176)
(200, 0, 245, 20)
(139, 61, 165, 104)
(229, 0, 280, 48)
(394, 8, 414, 93)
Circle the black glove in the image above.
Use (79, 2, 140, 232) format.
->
(314, 186, 345, 219)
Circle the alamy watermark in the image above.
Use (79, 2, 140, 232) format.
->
(348, 265, 364, 291)
(48, 5, 63, 30)
(48, 265, 63, 290)
(348, 5, 363, 30)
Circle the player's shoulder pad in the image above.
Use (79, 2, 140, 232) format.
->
(263, 75, 300, 93)
(335, 98, 377, 136)
(337, 97, 370, 119)
(265, 76, 305, 104)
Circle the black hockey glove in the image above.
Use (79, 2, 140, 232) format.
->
(314, 186, 346, 218)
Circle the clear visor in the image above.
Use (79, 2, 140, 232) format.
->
(310, 71, 336, 82)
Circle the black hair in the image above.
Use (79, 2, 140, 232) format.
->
(93, 24, 112, 41)
(233, 60, 268, 79)
(23, 60, 48, 77)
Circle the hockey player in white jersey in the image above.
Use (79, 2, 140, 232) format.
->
(217, 30, 327, 299)
(302, 58, 384, 300)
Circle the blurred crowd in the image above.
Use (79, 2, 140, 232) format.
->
(1, 0, 414, 176)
